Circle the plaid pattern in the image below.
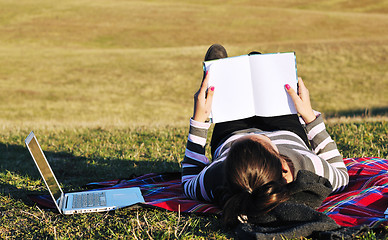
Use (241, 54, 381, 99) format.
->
(87, 172, 222, 214)
(318, 157, 388, 227)
(29, 157, 387, 228)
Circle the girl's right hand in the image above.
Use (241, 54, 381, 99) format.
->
(192, 72, 215, 122)
(285, 77, 316, 124)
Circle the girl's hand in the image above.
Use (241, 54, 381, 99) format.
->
(192, 72, 215, 122)
(285, 77, 316, 124)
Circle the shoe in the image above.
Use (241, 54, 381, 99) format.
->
(204, 44, 228, 61)
(203, 44, 228, 79)
(248, 51, 261, 55)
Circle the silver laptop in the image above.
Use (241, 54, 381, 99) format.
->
(25, 131, 144, 214)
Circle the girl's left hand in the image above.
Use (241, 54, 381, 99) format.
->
(285, 77, 316, 124)
(192, 72, 215, 122)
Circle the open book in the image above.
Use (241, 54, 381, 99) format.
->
(204, 52, 298, 123)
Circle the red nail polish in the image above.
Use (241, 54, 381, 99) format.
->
(285, 84, 290, 90)
(210, 86, 215, 91)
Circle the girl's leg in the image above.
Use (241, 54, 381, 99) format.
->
(210, 114, 310, 157)
(253, 114, 310, 148)
(210, 117, 256, 157)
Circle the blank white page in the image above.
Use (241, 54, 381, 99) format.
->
(205, 56, 255, 123)
(249, 53, 298, 117)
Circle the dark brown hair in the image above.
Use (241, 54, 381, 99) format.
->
(222, 137, 290, 227)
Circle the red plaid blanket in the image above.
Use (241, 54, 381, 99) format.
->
(318, 157, 388, 227)
(30, 157, 387, 228)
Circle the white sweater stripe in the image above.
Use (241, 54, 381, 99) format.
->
(307, 122, 325, 140)
(188, 134, 207, 147)
(314, 137, 334, 154)
(185, 148, 209, 164)
(319, 149, 341, 161)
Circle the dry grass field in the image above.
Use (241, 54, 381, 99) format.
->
(0, 0, 387, 128)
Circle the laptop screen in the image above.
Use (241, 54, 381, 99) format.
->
(26, 133, 62, 201)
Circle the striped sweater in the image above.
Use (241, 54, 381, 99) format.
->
(181, 115, 349, 203)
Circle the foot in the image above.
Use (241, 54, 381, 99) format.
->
(248, 51, 261, 55)
(204, 44, 228, 61)
(203, 44, 228, 79)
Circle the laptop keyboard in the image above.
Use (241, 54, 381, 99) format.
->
(72, 192, 107, 208)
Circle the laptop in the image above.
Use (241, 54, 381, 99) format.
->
(25, 131, 144, 214)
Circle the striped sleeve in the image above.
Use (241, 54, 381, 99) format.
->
(305, 115, 349, 191)
(181, 118, 211, 200)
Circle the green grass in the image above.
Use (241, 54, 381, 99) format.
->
(1, 0, 388, 239)
(1, 122, 387, 239)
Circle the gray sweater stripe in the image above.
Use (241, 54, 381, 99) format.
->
(189, 125, 208, 138)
